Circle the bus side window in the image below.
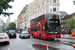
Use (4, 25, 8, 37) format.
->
(31, 28, 34, 32)
(31, 28, 32, 32)
(34, 27, 37, 32)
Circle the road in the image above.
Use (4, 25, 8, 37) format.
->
(0, 34, 75, 50)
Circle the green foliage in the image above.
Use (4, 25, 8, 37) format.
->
(66, 17, 75, 29)
(0, 0, 14, 16)
(7, 22, 16, 30)
(73, 1, 75, 5)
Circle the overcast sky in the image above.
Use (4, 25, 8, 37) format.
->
(0, 0, 75, 23)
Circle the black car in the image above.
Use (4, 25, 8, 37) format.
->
(7, 30, 16, 38)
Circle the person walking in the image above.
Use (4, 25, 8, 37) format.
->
(62, 29, 65, 36)
(69, 30, 72, 36)
(63, 30, 65, 36)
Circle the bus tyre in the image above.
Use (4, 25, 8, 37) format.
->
(32, 34, 34, 38)
(29, 36, 30, 38)
(40, 35, 42, 39)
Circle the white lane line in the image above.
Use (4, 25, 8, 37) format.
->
(28, 45, 35, 50)
(8, 48, 10, 50)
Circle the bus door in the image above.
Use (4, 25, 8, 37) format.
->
(37, 23, 41, 38)
(41, 26, 46, 38)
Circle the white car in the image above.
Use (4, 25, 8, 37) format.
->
(0, 33, 10, 44)
(19, 31, 30, 39)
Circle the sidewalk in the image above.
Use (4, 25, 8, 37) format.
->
(61, 34, 75, 39)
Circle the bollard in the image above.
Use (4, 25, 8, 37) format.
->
(73, 44, 75, 48)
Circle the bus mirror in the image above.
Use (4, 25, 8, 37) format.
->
(43, 26, 45, 29)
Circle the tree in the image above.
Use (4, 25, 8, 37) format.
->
(0, 0, 14, 16)
(7, 22, 16, 30)
(66, 17, 75, 31)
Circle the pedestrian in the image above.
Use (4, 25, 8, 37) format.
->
(63, 30, 65, 36)
(69, 30, 72, 36)
(62, 29, 65, 36)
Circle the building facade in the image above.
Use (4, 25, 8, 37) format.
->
(17, 5, 29, 29)
(61, 13, 75, 33)
(59, 11, 68, 19)
(21, 0, 60, 30)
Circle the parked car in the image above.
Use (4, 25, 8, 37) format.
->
(0, 33, 10, 44)
(7, 30, 16, 38)
(19, 31, 30, 39)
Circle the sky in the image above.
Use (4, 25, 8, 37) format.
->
(0, 0, 75, 23)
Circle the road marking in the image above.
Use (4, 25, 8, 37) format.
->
(8, 48, 10, 50)
(28, 45, 35, 50)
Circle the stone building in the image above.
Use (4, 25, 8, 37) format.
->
(17, 5, 29, 29)
(61, 13, 75, 33)
(21, 0, 60, 30)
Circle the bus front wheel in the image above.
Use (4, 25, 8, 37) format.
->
(32, 34, 34, 38)
(40, 35, 42, 39)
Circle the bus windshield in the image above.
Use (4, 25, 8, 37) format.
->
(46, 14, 60, 34)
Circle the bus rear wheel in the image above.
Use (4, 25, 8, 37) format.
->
(40, 35, 42, 39)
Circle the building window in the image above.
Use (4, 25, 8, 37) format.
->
(50, 0, 52, 3)
(34, 7, 36, 12)
(53, 0, 56, 3)
(44, 7, 47, 13)
(56, 0, 58, 3)
(57, 6, 59, 12)
(50, 0, 58, 3)
(44, 0, 46, 5)
(23, 8, 27, 13)
(50, 5, 58, 12)
(35, 12, 37, 17)
(50, 6, 53, 12)
(40, 3, 42, 8)
(53, 5, 56, 12)
(37, 5, 38, 10)
(40, 10, 42, 15)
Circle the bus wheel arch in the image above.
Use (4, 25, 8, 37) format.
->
(32, 34, 34, 38)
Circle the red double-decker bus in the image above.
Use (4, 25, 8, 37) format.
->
(30, 13, 61, 39)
